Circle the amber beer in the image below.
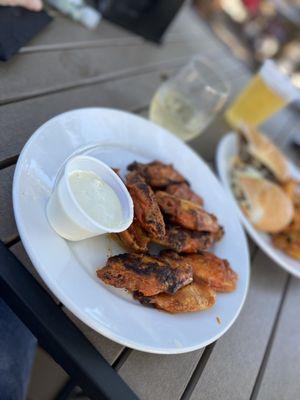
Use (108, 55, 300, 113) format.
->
(225, 60, 300, 128)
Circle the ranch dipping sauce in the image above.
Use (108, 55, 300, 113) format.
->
(47, 155, 133, 241)
(69, 170, 123, 229)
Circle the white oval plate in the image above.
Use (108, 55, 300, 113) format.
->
(217, 132, 300, 279)
(13, 108, 249, 354)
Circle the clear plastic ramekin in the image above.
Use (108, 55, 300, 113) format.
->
(46, 155, 133, 241)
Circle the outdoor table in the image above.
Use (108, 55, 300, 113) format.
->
(1, 4, 300, 400)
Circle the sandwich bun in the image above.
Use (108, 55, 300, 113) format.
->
(235, 173, 294, 233)
(239, 126, 289, 182)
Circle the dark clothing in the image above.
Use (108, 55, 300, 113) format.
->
(0, 298, 36, 400)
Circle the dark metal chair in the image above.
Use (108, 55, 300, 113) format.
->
(0, 241, 138, 400)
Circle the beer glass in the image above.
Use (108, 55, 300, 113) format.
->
(225, 60, 300, 128)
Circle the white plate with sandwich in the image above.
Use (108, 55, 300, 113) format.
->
(13, 108, 250, 354)
(217, 127, 300, 278)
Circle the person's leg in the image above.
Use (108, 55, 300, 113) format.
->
(0, 297, 37, 400)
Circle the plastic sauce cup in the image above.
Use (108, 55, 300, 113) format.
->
(46, 155, 133, 241)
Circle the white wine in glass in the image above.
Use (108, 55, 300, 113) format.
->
(149, 57, 229, 141)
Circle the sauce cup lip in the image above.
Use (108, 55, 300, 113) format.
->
(63, 155, 133, 234)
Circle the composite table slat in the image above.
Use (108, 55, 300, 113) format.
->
(188, 251, 288, 400)
(119, 349, 205, 400)
(0, 34, 246, 105)
(0, 166, 17, 244)
(0, 69, 174, 163)
(255, 277, 300, 400)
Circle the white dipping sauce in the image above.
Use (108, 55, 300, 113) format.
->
(69, 170, 123, 228)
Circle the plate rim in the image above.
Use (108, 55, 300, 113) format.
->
(216, 131, 300, 279)
(13, 107, 250, 354)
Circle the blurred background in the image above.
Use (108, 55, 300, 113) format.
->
(193, 0, 300, 88)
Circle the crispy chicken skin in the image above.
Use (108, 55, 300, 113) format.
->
(112, 168, 121, 177)
(126, 171, 165, 240)
(134, 281, 216, 313)
(153, 225, 222, 253)
(128, 161, 186, 188)
(160, 251, 238, 292)
(166, 182, 203, 206)
(116, 219, 150, 253)
(156, 191, 220, 233)
(97, 253, 193, 296)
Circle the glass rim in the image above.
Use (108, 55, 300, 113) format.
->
(172, 55, 230, 98)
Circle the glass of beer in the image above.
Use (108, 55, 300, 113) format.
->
(149, 57, 229, 141)
(225, 60, 300, 128)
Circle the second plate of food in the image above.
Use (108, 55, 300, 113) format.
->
(13, 108, 249, 354)
(217, 129, 300, 278)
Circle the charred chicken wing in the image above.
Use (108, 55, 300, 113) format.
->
(126, 171, 165, 240)
(160, 251, 238, 292)
(156, 191, 220, 233)
(135, 281, 216, 313)
(97, 253, 193, 296)
(166, 182, 203, 206)
(153, 225, 222, 253)
(116, 219, 150, 253)
(128, 160, 186, 188)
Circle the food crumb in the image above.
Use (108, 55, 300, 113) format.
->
(216, 316, 221, 324)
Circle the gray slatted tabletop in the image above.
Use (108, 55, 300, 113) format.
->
(1, 4, 299, 400)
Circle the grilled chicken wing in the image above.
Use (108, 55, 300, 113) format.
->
(116, 219, 150, 253)
(153, 225, 222, 253)
(126, 171, 165, 240)
(112, 168, 121, 176)
(97, 253, 193, 296)
(160, 251, 238, 292)
(135, 281, 216, 313)
(156, 191, 220, 233)
(166, 182, 204, 206)
(128, 160, 186, 188)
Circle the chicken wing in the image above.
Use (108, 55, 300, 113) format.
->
(160, 251, 238, 292)
(97, 253, 193, 296)
(153, 225, 223, 253)
(116, 219, 150, 253)
(156, 191, 220, 233)
(112, 168, 121, 177)
(134, 281, 216, 313)
(128, 160, 186, 188)
(166, 182, 203, 206)
(126, 171, 165, 240)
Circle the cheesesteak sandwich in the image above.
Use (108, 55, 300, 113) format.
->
(231, 126, 294, 233)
